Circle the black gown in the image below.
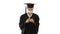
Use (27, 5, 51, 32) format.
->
(19, 13, 40, 34)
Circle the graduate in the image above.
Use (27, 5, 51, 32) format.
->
(19, 3, 40, 34)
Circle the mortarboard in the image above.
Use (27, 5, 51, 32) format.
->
(24, 3, 34, 8)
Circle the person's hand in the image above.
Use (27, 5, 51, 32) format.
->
(26, 18, 30, 23)
(29, 18, 34, 24)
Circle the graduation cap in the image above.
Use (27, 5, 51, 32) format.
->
(24, 3, 35, 13)
(24, 3, 34, 8)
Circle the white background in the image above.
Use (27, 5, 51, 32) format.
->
(0, 0, 60, 34)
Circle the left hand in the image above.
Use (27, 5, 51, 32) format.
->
(29, 18, 34, 24)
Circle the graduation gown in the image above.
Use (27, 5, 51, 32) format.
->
(19, 13, 40, 34)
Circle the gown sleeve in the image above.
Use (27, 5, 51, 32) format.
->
(19, 15, 25, 30)
(34, 15, 40, 33)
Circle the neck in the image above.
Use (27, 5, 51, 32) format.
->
(27, 13, 33, 18)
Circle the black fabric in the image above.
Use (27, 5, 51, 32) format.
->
(19, 13, 40, 34)
(25, 3, 34, 8)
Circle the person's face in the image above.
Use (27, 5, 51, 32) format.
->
(27, 8, 33, 11)
(27, 8, 33, 14)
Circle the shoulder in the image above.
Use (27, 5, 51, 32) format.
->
(20, 13, 27, 18)
(33, 13, 39, 17)
(33, 13, 40, 20)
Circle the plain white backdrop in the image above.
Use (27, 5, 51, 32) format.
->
(0, 0, 60, 34)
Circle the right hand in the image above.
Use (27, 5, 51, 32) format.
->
(26, 18, 30, 23)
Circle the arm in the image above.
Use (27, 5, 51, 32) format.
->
(34, 15, 40, 33)
(19, 15, 25, 30)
